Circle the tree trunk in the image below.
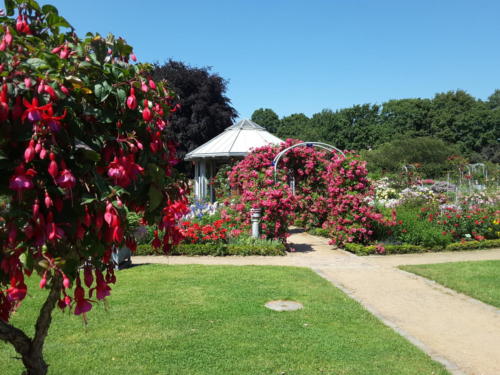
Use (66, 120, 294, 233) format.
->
(0, 274, 61, 375)
(21, 348, 49, 375)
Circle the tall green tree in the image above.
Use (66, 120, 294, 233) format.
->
(251, 108, 280, 133)
(276, 113, 310, 140)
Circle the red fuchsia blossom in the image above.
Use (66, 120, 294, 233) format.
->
(142, 99, 152, 122)
(73, 278, 92, 317)
(24, 140, 36, 163)
(93, 270, 111, 300)
(0, 84, 9, 122)
(22, 97, 54, 122)
(107, 154, 144, 187)
(15, 15, 31, 34)
(126, 87, 137, 109)
(56, 167, 76, 189)
(9, 164, 36, 192)
(48, 152, 58, 178)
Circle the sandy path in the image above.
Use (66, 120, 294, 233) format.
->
(133, 232, 500, 375)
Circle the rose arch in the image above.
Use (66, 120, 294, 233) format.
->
(224, 139, 395, 245)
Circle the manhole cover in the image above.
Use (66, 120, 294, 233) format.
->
(265, 300, 303, 311)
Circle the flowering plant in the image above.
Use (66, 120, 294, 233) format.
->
(0, 2, 187, 373)
(179, 218, 229, 244)
(226, 140, 394, 245)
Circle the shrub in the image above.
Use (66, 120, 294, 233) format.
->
(343, 243, 426, 255)
(226, 140, 395, 245)
(446, 239, 500, 251)
(308, 227, 330, 237)
(364, 137, 459, 178)
(134, 239, 286, 256)
(343, 239, 500, 255)
(391, 206, 454, 248)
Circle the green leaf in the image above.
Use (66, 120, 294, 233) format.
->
(80, 197, 97, 205)
(25, 0, 41, 12)
(148, 185, 163, 211)
(116, 88, 126, 106)
(26, 58, 49, 70)
(75, 139, 101, 161)
(42, 4, 58, 15)
(94, 81, 111, 102)
(46, 13, 72, 29)
(4, 0, 14, 16)
(20, 251, 34, 271)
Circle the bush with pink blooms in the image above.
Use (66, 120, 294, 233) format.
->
(225, 139, 395, 245)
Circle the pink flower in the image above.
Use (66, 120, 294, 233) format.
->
(56, 168, 76, 189)
(126, 87, 137, 110)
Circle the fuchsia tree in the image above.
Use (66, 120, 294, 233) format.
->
(0, 1, 187, 374)
(226, 139, 395, 245)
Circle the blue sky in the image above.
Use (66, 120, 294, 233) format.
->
(41, 1, 500, 119)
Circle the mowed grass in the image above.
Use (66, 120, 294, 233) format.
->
(401, 260, 500, 308)
(1, 265, 448, 375)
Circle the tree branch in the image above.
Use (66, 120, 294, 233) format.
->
(32, 273, 62, 352)
(0, 318, 32, 357)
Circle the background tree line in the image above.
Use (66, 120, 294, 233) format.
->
(252, 90, 500, 164)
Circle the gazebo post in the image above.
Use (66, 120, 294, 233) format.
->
(194, 159, 208, 201)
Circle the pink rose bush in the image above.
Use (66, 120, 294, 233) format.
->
(225, 139, 395, 245)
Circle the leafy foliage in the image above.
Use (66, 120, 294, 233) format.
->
(251, 89, 500, 162)
(152, 60, 237, 163)
(0, 1, 188, 373)
(251, 108, 280, 133)
(362, 137, 459, 177)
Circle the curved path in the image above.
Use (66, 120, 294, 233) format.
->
(133, 232, 500, 375)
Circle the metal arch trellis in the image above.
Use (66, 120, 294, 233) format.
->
(272, 142, 346, 190)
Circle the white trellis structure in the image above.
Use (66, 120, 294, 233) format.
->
(272, 142, 345, 194)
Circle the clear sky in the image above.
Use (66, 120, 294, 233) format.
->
(39, 0, 500, 119)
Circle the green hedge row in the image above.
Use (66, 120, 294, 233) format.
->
(135, 242, 286, 256)
(343, 239, 500, 256)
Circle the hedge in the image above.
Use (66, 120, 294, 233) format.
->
(135, 242, 286, 256)
(342, 239, 500, 256)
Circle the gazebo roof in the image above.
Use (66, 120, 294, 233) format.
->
(184, 119, 283, 160)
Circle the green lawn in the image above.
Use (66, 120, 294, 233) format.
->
(1, 265, 448, 375)
(401, 260, 500, 308)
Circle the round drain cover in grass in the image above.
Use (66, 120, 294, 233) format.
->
(265, 300, 303, 311)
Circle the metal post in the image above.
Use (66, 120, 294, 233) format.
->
(250, 208, 262, 238)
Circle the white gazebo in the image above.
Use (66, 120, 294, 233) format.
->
(185, 119, 283, 201)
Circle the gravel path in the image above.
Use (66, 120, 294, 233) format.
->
(133, 232, 500, 375)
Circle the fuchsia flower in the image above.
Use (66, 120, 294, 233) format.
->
(15, 15, 31, 34)
(142, 100, 152, 122)
(9, 165, 36, 191)
(56, 168, 76, 189)
(0, 85, 9, 122)
(24, 140, 36, 163)
(126, 87, 137, 110)
(94, 270, 111, 300)
(48, 152, 58, 179)
(22, 97, 52, 122)
(73, 278, 92, 316)
(106, 154, 144, 187)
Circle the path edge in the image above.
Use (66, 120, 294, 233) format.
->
(312, 267, 467, 375)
